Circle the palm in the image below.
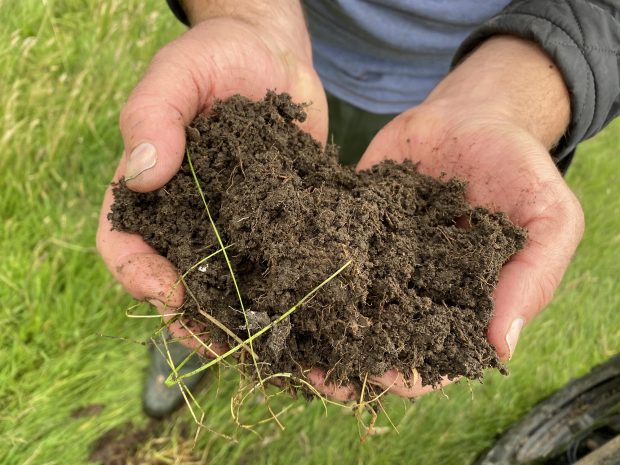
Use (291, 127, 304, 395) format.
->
(137, 19, 327, 144)
(187, 20, 326, 140)
(345, 104, 584, 397)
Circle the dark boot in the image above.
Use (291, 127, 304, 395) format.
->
(142, 331, 208, 419)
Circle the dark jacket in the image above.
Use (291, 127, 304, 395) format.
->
(453, 0, 620, 171)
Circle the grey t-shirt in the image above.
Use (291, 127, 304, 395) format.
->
(303, 0, 511, 113)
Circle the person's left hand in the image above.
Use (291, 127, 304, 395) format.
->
(306, 36, 584, 401)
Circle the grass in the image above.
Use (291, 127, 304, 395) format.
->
(1, 1, 619, 464)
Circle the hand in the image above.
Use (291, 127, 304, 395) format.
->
(96, 2, 327, 352)
(308, 36, 585, 400)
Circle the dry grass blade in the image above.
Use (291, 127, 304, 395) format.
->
(185, 147, 273, 410)
(167, 259, 352, 383)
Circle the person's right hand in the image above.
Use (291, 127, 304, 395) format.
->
(96, 5, 327, 354)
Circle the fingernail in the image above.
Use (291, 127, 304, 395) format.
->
(125, 142, 157, 181)
(505, 317, 525, 360)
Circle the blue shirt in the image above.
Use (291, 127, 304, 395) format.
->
(303, 0, 511, 113)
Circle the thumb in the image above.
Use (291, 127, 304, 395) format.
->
(119, 43, 206, 192)
(488, 187, 584, 360)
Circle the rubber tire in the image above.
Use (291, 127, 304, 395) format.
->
(477, 353, 620, 465)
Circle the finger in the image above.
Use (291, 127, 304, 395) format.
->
(97, 170, 230, 357)
(120, 31, 329, 193)
(306, 368, 357, 401)
(164, 315, 229, 358)
(97, 158, 185, 301)
(119, 38, 209, 192)
(355, 116, 404, 173)
(369, 370, 452, 398)
(287, 67, 329, 145)
(488, 186, 584, 360)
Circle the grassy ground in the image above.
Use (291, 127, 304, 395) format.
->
(1, 1, 619, 464)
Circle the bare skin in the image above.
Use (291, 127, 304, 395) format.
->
(96, 2, 584, 401)
(324, 36, 584, 399)
(97, 1, 326, 354)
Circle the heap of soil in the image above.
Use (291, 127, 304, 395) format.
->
(109, 92, 526, 389)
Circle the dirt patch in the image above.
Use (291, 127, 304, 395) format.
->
(89, 421, 198, 465)
(89, 422, 158, 465)
(109, 92, 526, 390)
(71, 403, 105, 418)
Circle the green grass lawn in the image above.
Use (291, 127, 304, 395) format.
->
(1, 1, 619, 464)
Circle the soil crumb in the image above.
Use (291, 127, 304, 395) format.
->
(109, 91, 526, 389)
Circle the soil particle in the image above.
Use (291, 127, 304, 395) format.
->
(109, 91, 526, 389)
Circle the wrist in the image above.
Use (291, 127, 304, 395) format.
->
(425, 35, 570, 150)
(181, 0, 312, 62)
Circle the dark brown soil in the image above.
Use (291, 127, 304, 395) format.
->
(109, 92, 526, 390)
(71, 403, 105, 418)
(89, 421, 198, 465)
(89, 422, 158, 465)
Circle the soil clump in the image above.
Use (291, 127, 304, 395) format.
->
(109, 92, 526, 390)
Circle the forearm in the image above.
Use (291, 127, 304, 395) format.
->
(179, 0, 312, 60)
(451, 0, 620, 164)
(427, 35, 571, 150)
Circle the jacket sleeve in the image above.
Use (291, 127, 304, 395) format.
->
(452, 0, 620, 167)
(166, 0, 190, 26)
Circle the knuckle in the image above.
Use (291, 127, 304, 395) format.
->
(534, 271, 559, 309)
(554, 190, 585, 244)
(149, 44, 178, 71)
(118, 100, 134, 133)
(537, 180, 585, 243)
(118, 96, 153, 139)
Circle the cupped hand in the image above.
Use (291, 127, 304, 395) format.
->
(96, 14, 327, 352)
(308, 36, 585, 401)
